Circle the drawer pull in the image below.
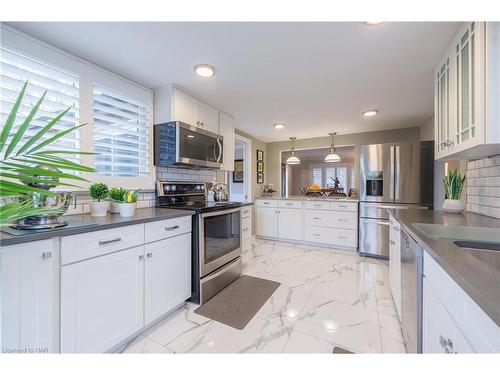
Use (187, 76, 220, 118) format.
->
(390, 240, 395, 245)
(338, 218, 348, 222)
(313, 204, 322, 207)
(139, 255, 145, 260)
(286, 203, 293, 206)
(264, 202, 270, 205)
(339, 205, 347, 208)
(146, 252, 153, 258)
(165, 225, 180, 231)
(42, 251, 52, 259)
(313, 233, 321, 237)
(99, 237, 122, 245)
(242, 228, 249, 232)
(338, 236, 348, 240)
(313, 217, 322, 220)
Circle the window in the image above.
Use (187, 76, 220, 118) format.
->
(0, 47, 80, 161)
(93, 84, 150, 177)
(310, 165, 355, 191)
(325, 167, 336, 188)
(312, 167, 323, 187)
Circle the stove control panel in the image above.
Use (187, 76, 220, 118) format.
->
(156, 181, 207, 196)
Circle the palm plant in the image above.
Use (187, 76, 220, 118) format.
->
(443, 169, 466, 200)
(0, 81, 96, 225)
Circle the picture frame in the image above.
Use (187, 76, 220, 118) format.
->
(257, 161, 264, 173)
(257, 172, 264, 184)
(256, 149, 264, 162)
(233, 159, 244, 183)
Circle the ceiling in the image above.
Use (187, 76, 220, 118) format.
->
(8, 22, 460, 142)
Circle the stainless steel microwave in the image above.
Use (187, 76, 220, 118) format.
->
(154, 121, 223, 169)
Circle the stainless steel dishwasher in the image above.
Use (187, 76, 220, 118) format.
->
(400, 228, 423, 353)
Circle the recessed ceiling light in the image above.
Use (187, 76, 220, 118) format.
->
(363, 109, 378, 117)
(364, 21, 385, 26)
(274, 123, 285, 129)
(194, 64, 215, 78)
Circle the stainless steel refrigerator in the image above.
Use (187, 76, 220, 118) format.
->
(359, 142, 425, 258)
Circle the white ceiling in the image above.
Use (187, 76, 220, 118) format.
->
(8, 22, 460, 142)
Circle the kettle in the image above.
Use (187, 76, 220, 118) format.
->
(212, 183, 229, 202)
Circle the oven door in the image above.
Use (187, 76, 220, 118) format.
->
(200, 208, 241, 277)
(178, 122, 223, 168)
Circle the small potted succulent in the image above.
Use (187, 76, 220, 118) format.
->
(119, 189, 140, 217)
(442, 169, 466, 214)
(89, 183, 109, 217)
(109, 187, 127, 214)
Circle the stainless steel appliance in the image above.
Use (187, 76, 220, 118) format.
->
(154, 121, 223, 169)
(212, 183, 229, 202)
(156, 181, 242, 304)
(400, 228, 423, 353)
(359, 142, 422, 258)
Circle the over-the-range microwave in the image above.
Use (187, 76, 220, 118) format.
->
(154, 121, 223, 169)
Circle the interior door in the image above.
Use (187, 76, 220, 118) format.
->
(395, 142, 420, 204)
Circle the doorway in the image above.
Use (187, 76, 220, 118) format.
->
(230, 134, 252, 202)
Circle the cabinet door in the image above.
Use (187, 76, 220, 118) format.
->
(255, 206, 278, 238)
(61, 246, 144, 353)
(1, 239, 56, 353)
(423, 278, 475, 353)
(435, 52, 453, 156)
(198, 101, 219, 133)
(172, 87, 199, 126)
(278, 208, 302, 241)
(219, 112, 235, 171)
(144, 233, 191, 325)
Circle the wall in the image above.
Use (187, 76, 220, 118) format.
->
(420, 115, 435, 141)
(466, 155, 500, 218)
(266, 127, 421, 196)
(235, 129, 267, 200)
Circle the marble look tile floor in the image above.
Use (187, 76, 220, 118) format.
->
(123, 239, 406, 354)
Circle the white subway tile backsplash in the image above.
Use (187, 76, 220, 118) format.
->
(466, 154, 500, 218)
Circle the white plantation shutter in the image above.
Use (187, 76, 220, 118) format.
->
(0, 47, 80, 160)
(312, 167, 323, 187)
(92, 84, 150, 177)
(325, 167, 336, 187)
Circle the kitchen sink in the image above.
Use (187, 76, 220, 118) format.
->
(412, 223, 500, 243)
(453, 241, 500, 252)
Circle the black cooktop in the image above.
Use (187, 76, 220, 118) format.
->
(157, 201, 241, 213)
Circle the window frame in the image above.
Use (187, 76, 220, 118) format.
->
(1, 26, 155, 190)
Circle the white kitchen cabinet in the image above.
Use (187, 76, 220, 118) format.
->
(198, 101, 219, 133)
(61, 246, 144, 353)
(255, 206, 279, 238)
(219, 112, 235, 171)
(144, 233, 191, 325)
(172, 87, 199, 126)
(277, 207, 303, 241)
(435, 22, 500, 160)
(389, 215, 402, 319)
(1, 239, 57, 353)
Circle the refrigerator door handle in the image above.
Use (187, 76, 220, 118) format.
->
(395, 145, 401, 201)
(390, 145, 395, 200)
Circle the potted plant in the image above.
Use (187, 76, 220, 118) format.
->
(89, 183, 109, 217)
(119, 189, 140, 217)
(109, 187, 127, 213)
(442, 169, 466, 214)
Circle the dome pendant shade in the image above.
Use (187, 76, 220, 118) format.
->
(286, 137, 300, 165)
(324, 132, 341, 163)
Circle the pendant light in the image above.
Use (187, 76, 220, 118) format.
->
(286, 137, 300, 165)
(324, 132, 341, 163)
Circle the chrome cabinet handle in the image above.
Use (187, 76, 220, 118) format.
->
(390, 240, 395, 245)
(139, 255, 145, 260)
(313, 233, 321, 237)
(42, 252, 52, 259)
(313, 217, 321, 220)
(339, 205, 347, 208)
(146, 253, 153, 258)
(196, 120, 200, 125)
(242, 228, 249, 232)
(263, 202, 270, 205)
(339, 236, 348, 240)
(164, 225, 179, 231)
(338, 218, 348, 222)
(99, 237, 122, 245)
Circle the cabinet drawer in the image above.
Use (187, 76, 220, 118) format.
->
(304, 201, 330, 210)
(278, 200, 302, 209)
(61, 224, 144, 265)
(255, 199, 278, 208)
(241, 216, 252, 240)
(304, 226, 357, 247)
(330, 201, 358, 212)
(144, 216, 192, 243)
(241, 206, 252, 218)
(304, 210, 357, 229)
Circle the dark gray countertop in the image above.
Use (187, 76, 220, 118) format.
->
(390, 209, 500, 326)
(0, 207, 195, 247)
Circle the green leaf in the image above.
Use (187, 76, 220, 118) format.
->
(0, 81, 28, 154)
(15, 106, 71, 156)
(13, 155, 95, 173)
(5, 91, 47, 158)
(1, 162, 88, 181)
(33, 150, 97, 156)
(26, 123, 86, 154)
(0, 180, 58, 197)
(0, 172, 82, 188)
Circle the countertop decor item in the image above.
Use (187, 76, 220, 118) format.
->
(442, 168, 466, 213)
(0, 81, 95, 226)
(119, 189, 140, 217)
(109, 187, 127, 213)
(212, 183, 229, 202)
(89, 183, 109, 217)
(261, 184, 276, 197)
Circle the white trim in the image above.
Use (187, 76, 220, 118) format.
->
(234, 133, 252, 202)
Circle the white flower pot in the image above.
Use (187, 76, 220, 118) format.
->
(119, 202, 136, 217)
(90, 201, 109, 217)
(110, 201, 121, 214)
(442, 199, 465, 214)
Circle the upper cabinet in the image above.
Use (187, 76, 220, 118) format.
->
(435, 22, 500, 160)
(154, 85, 235, 170)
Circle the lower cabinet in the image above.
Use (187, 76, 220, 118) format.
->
(145, 233, 191, 325)
(61, 246, 145, 353)
(1, 239, 57, 353)
(255, 206, 279, 238)
(277, 207, 302, 241)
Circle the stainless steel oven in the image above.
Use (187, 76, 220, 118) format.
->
(199, 207, 241, 277)
(154, 121, 223, 168)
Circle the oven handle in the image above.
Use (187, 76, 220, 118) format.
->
(201, 207, 242, 218)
